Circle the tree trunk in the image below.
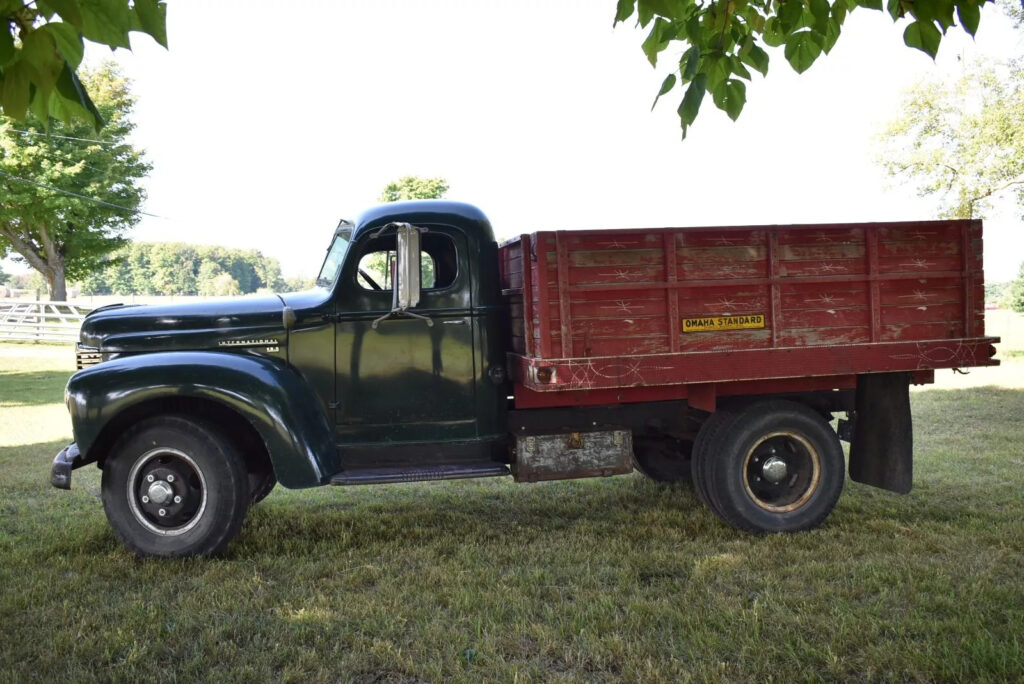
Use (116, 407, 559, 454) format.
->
(49, 267, 67, 301)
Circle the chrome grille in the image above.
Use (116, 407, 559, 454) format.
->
(76, 347, 102, 370)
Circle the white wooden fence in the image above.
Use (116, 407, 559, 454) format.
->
(0, 301, 90, 344)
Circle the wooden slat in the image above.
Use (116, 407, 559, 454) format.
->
(555, 232, 572, 358)
(664, 232, 680, 352)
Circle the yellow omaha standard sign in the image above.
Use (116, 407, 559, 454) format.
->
(683, 314, 766, 333)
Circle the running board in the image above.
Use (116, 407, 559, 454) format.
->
(328, 463, 510, 486)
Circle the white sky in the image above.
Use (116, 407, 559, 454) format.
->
(5, 0, 1023, 280)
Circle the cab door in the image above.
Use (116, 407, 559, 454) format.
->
(332, 226, 478, 444)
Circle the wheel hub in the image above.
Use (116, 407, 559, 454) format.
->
(761, 456, 788, 484)
(147, 480, 174, 505)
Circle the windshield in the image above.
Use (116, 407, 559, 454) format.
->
(316, 232, 351, 288)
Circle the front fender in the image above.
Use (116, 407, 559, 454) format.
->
(66, 351, 338, 488)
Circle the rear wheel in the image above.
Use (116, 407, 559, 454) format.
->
(101, 415, 250, 557)
(632, 435, 693, 483)
(694, 401, 845, 533)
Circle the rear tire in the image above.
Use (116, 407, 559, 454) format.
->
(101, 415, 250, 557)
(696, 401, 845, 533)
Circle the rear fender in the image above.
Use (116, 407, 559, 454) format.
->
(66, 351, 338, 488)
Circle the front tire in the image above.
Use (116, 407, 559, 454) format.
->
(101, 415, 250, 557)
(696, 401, 845, 534)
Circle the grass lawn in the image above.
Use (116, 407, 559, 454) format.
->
(1, 320, 1022, 682)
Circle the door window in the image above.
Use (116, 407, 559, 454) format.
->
(355, 233, 458, 293)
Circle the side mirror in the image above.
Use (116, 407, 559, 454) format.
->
(393, 223, 421, 311)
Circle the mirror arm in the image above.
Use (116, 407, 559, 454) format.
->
(371, 310, 434, 330)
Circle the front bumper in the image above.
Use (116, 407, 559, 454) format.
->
(51, 443, 82, 490)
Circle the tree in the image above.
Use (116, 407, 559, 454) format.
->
(0, 264, 7, 286)
(877, 59, 1023, 219)
(1, 0, 166, 129)
(615, 0, 1000, 136)
(0, 62, 150, 300)
(378, 176, 449, 203)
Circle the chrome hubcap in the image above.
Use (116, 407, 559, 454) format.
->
(147, 480, 174, 505)
(761, 456, 788, 484)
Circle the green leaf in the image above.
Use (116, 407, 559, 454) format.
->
(652, 73, 676, 109)
(53, 62, 103, 129)
(784, 30, 824, 73)
(779, 0, 805, 31)
(678, 72, 707, 133)
(832, 0, 848, 25)
(614, 0, 637, 24)
(886, 0, 902, 20)
(955, 0, 980, 35)
(903, 20, 941, 58)
(133, 0, 167, 48)
(810, 0, 831, 31)
(854, 0, 882, 10)
(712, 78, 747, 120)
(763, 17, 787, 46)
(29, 86, 50, 123)
(730, 58, 752, 80)
(79, 0, 133, 50)
(0, 27, 15, 68)
(821, 17, 841, 53)
(37, 0, 84, 29)
(739, 43, 770, 74)
(680, 45, 701, 80)
(2, 61, 31, 120)
(705, 55, 731, 90)
(41, 22, 85, 68)
(20, 29, 63, 94)
(641, 18, 672, 66)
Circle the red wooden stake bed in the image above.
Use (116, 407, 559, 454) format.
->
(499, 219, 999, 410)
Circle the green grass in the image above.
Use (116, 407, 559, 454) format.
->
(1, 342, 1023, 682)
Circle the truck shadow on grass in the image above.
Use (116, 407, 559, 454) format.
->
(0, 369, 73, 406)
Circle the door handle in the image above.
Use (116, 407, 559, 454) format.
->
(443, 318, 467, 325)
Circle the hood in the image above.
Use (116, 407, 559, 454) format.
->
(80, 294, 288, 353)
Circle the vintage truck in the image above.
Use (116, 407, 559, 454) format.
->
(52, 201, 999, 557)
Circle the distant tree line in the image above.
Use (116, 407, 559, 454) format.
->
(79, 242, 290, 296)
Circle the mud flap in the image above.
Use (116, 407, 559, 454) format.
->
(849, 372, 913, 494)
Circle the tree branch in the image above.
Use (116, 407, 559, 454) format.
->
(0, 222, 51, 275)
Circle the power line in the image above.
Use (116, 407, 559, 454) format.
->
(7, 129, 117, 147)
(0, 170, 164, 218)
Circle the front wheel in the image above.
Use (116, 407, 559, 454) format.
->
(101, 415, 250, 557)
(695, 401, 845, 534)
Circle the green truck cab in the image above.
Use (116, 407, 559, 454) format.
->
(55, 201, 514, 556)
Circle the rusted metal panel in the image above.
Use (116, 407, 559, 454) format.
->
(513, 430, 633, 482)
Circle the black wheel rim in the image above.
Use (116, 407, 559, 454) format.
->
(742, 432, 821, 513)
(126, 448, 207, 536)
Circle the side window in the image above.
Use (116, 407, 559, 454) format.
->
(355, 233, 458, 292)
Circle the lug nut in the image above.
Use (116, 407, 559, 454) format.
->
(173, 496, 182, 504)
(166, 474, 175, 483)
(141, 495, 150, 503)
(146, 474, 155, 482)
(158, 509, 166, 517)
